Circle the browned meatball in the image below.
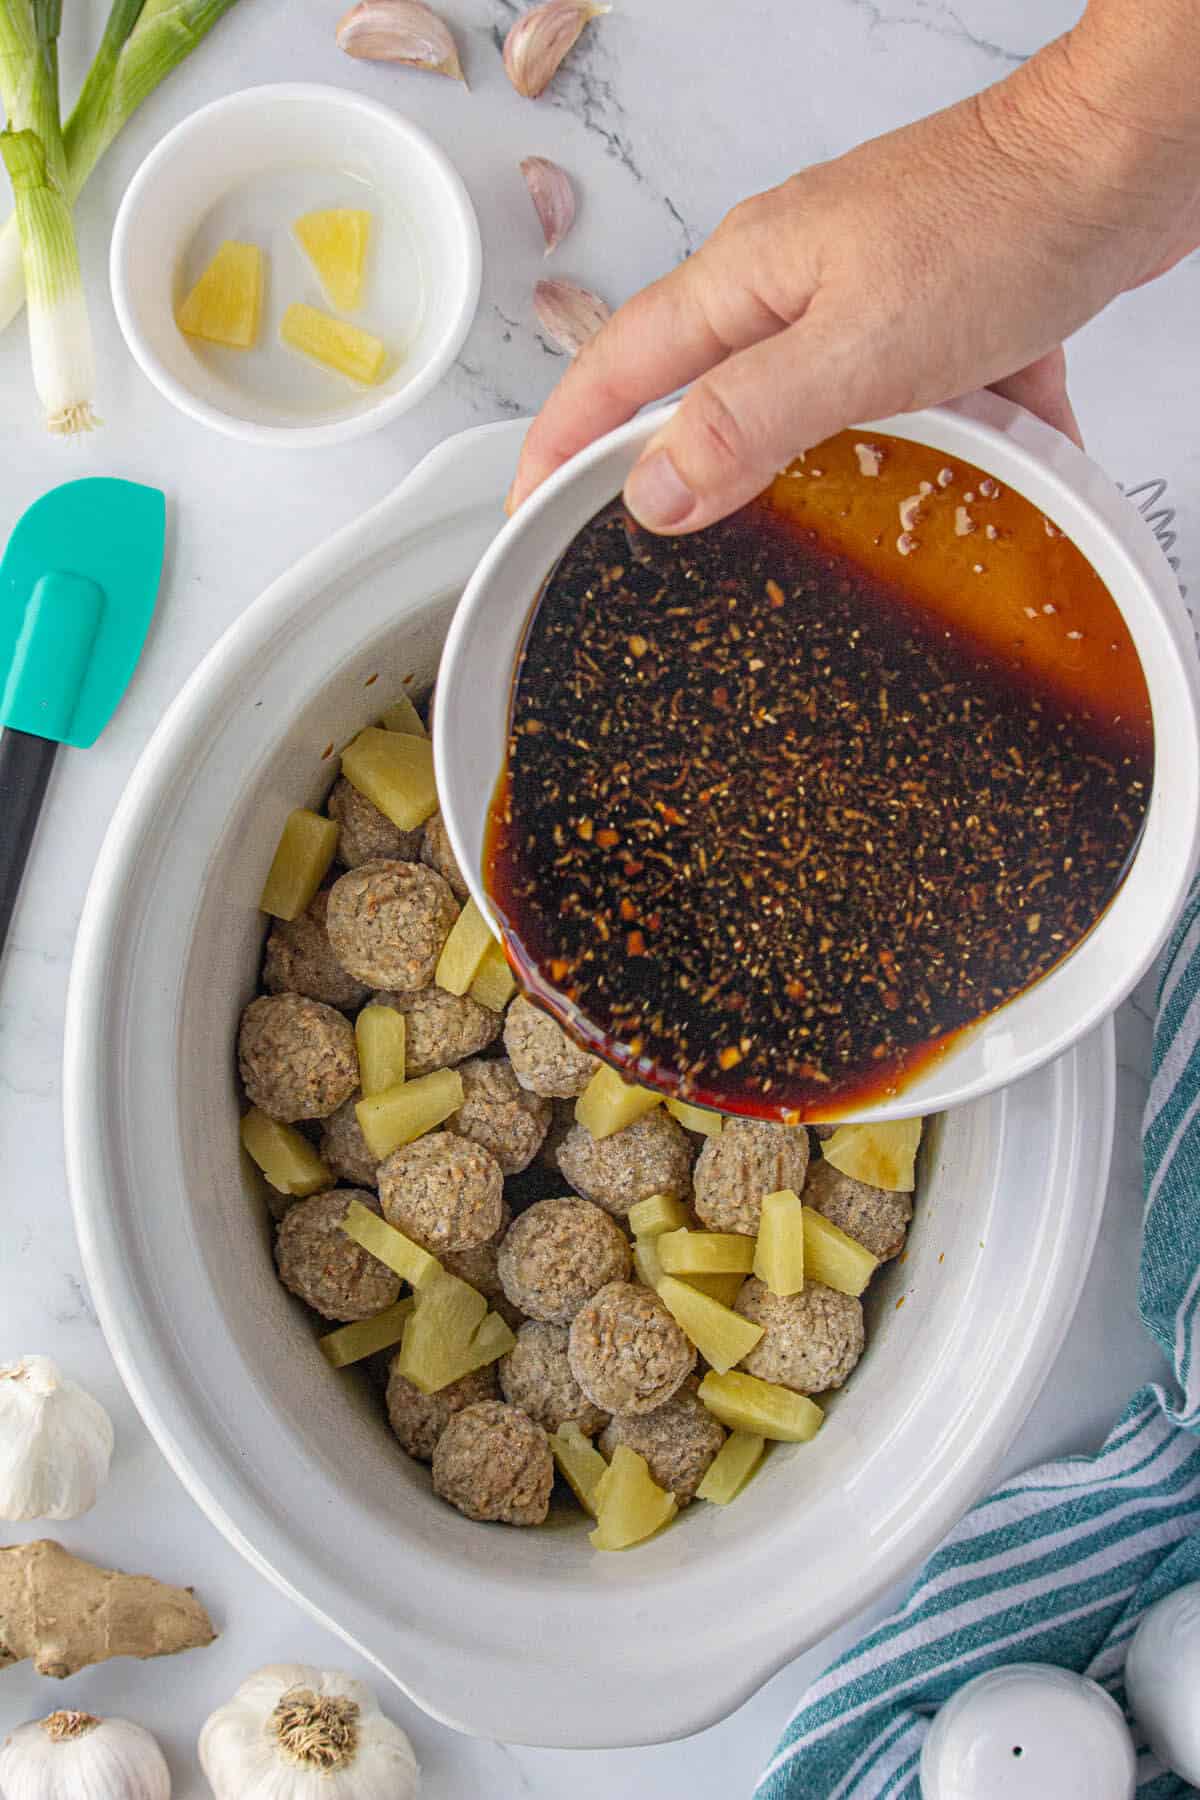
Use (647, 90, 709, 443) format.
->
(326, 859, 458, 990)
(328, 776, 423, 868)
(319, 1095, 379, 1187)
(274, 1189, 400, 1321)
(385, 1360, 498, 1463)
(371, 984, 501, 1074)
(568, 1281, 695, 1416)
(556, 1109, 693, 1219)
(447, 1057, 551, 1175)
(420, 810, 469, 901)
(262, 890, 371, 1012)
(377, 1131, 504, 1254)
(499, 1321, 608, 1436)
(692, 1118, 810, 1237)
(432, 1400, 554, 1525)
(803, 1158, 911, 1262)
(497, 1197, 631, 1325)
(734, 1277, 864, 1394)
(599, 1382, 726, 1504)
(238, 992, 358, 1123)
(503, 995, 599, 1098)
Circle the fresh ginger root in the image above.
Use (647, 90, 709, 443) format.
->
(0, 1539, 216, 1678)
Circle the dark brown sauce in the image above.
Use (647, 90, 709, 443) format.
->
(485, 430, 1154, 1120)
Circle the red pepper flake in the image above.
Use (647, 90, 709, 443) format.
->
(619, 898, 638, 922)
(766, 579, 786, 608)
(626, 930, 647, 956)
(576, 818, 594, 841)
(718, 1046, 743, 1071)
(595, 828, 620, 849)
(658, 804, 685, 826)
(628, 634, 649, 658)
(623, 859, 644, 878)
(320, 743, 335, 760)
(549, 958, 570, 982)
(364, 672, 379, 687)
(785, 979, 806, 1002)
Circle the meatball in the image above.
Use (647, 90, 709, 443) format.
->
(538, 1098, 577, 1169)
(238, 992, 358, 1123)
(372, 984, 501, 1075)
(499, 1321, 608, 1436)
(420, 810, 469, 902)
(568, 1280, 696, 1416)
(447, 1057, 551, 1175)
(497, 1197, 631, 1325)
(326, 859, 458, 991)
(442, 1202, 523, 1328)
(274, 1188, 400, 1321)
(319, 1095, 379, 1187)
(692, 1118, 811, 1237)
(385, 1360, 498, 1463)
(328, 776, 423, 868)
(377, 1131, 504, 1254)
(599, 1382, 725, 1504)
(804, 1158, 912, 1262)
(262, 890, 371, 1012)
(432, 1400, 554, 1525)
(734, 1277, 864, 1394)
(503, 995, 599, 1099)
(556, 1109, 693, 1219)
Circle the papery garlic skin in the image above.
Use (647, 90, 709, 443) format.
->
(0, 1711, 170, 1800)
(0, 1356, 114, 1521)
(337, 0, 466, 82)
(503, 0, 609, 99)
(534, 278, 611, 354)
(199, 1664, 420, 1800)
(520, 157, 576, 254)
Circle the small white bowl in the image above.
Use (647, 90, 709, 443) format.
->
(110, 83, 481, 449)
(436, 392, 1200, 1122)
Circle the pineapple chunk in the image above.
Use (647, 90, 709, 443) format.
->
(678, 1272, 746, 1308)
(341, 727, 437, 831)
(318, 1297, 413, 1368)
(393, 1270, 513, 1394)
(699, 1370, 824, 1443)
(589, 1446, 677, 1551)
(656, 1275, 764, 1374)
(666, 1098, 723, 1136)
(355, 1004, 407, 1097)
(657, 1229, 756, 1277)
(409, 1307, 516, 1393)
(380, 692, 426, 737)
(294, 207, 371, 311)
(177, 240, 263, 348)
(435, 899, 492, 996)
(632, 1235, 665, 1291)
(355, 1067, 464, 1160)
(281, 301, 388, 384)
(340, 1198, 442, 1289)
(468, 941, 517, 1012)
(627, 1193, 689, 1239)
(240, 1108, 331, 1197)
(753, 1188, 806, 1297)
(258, 808, 339, 921)
(549, 1421, 609, 1518)
(696, 1430, 766, 1504)
(802, 1206, 879, 1297)
(575, 1064, 661, 1139)
(822, 1118, 923, 1193)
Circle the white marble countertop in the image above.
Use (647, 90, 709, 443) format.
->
(1, 0, 1196, 1792)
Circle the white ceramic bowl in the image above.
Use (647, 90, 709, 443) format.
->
(67, 420, 1117, 1747)
(436, 393, 1200, 1122)
(110, 84, 481, 448)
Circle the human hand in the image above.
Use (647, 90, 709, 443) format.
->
(509, 15, 1200, 532)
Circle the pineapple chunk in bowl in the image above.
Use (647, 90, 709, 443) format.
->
(64, 418, 1117, 1750)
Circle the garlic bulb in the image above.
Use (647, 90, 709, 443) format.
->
(0, 1710, 170, 1800)
(0, 1355, 114, 1520)
(199, 1664, 420, 1799)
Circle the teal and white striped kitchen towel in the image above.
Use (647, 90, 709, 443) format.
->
(759, 874, 1200, 1799)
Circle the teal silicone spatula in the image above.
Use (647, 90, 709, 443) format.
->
(0, 477, 166, 959)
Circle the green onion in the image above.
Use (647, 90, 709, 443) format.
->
(0, 0, 245, 334)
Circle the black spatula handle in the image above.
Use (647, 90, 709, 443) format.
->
(0, 726, 58, 963)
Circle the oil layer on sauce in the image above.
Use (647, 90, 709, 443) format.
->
(485, 429, 1154, 1121)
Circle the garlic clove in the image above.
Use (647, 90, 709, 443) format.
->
(520, 156, 577, 255)
(0, 1355, 113, 1522)
(503, 0, 609, 99)
(0, 1712, 171, 1800)
(534, 278, 611, 355)
(336, 0, 467, 82)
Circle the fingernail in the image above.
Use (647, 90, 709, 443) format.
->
(624, 450, 694, 531)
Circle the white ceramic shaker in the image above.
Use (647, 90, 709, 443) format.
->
(1125, 1580, 1200, 1783)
